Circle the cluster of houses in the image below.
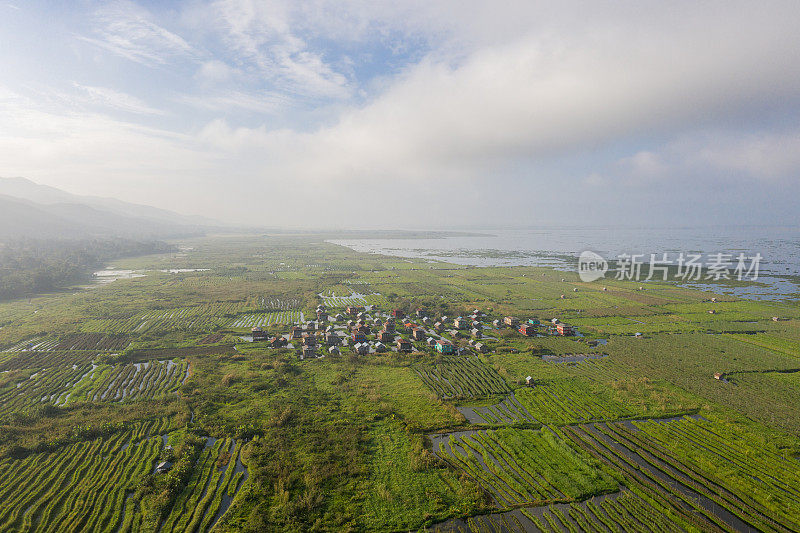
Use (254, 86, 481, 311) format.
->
(246, 302, 575, 360)
(490, 315, 574, 337)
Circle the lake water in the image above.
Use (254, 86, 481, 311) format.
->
(330, 226, 800, 300)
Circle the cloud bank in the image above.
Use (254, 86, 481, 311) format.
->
(0, 0, 798, 227)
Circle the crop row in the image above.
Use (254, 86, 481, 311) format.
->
(2, 334, 130, 353)
(562, 419, 792, 533)
(466, 393, 538, 425)
(0, 351, 94, 372)
(0, 418, 170, 532)
(435, 428, 617, 508)
(625, 416, 800, 530)
(0, 364, 94, 417)
(521, 490, 684, 533)
(318, 290, 390, 309)
(513, 378, 633, 425)
(228, 311, 305, 328)
(416, 357, 510, 399)
(257, 297, 302, 310)
(158, 437, 249, 533)
(69, 360, 189, 403)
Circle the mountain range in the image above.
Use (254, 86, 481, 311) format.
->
(0, 177, 225, 240)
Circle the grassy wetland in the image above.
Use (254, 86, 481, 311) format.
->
(0, 234, 798, 532)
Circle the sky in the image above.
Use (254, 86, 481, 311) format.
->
(1, 0, 799, 229)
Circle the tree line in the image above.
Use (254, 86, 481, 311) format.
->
(0, 237, 174, 300)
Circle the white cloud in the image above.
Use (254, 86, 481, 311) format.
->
(194, 0, 353, 99)
(195, 60, 238, 83)
(178, 91, 290, 114)
(79, 1, 193, 66)
(3, 1, 800, 227)
(73, 83, 164, 115)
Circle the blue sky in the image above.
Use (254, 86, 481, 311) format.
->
(1, 0, 799, 228)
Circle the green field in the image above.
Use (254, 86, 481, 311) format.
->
(0, 233, 797, 532)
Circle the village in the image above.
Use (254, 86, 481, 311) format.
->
(246, 302, 577, 360)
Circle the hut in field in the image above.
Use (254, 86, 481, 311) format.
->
(518, 324, 536, 337)
(492, 319, 502, 329)
(454, 317, 470, 329)
(328, 346, 340, 356)
(377, 330, 394, 343)
(471, 328, 482, 338)
(556, 323, 573, 336)
(374, 342, 387, 353)
(156, 461, 173, 474)
(504, 316, 519, 328)
(412, 328, 426, 341)
(426, 337, 437, 347)
(475, 342, 488, 353)
(325, 332, 341, 345)
(525, 376, 533, 387)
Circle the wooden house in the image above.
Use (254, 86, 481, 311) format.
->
(470, 328, 482, 338)
(454, 317, 470, 329)
(377, 330, 394, 343)
(268, 336, 283, 348)
(351, 330, 367, 343)
(354, 342, 369, 355)
(396, 338, 413, 353)
(325, 332, 341, 345)
(251, 327, 268, 340)
(412, 328, 426, 341)
(435, 340, 456, 354)
(504, 316, 519, 328)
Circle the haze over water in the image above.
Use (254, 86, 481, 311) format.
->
(331, 226, 800, 301)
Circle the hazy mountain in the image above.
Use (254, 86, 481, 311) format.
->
(0, 193, 204, 240)
(0, 177, 221, 227)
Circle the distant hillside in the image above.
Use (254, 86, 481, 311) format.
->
(0, 177, 221, 228)
(0, 194, 203, 240)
